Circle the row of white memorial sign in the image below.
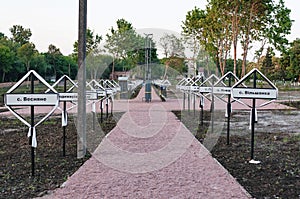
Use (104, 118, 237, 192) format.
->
(4, 70, 120, 176)
(176, 68, 278, 163)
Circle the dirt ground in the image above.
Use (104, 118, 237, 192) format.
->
(0, 113, 121, 199)
(173, 102, 300, 199)
(0, 95, 299, 198)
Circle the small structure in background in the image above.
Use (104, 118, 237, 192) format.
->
(110, 71, 131, 80)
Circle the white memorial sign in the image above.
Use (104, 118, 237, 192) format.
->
(5, 94, 59, 106)
(59, 93, 78, 102)
(86, 91, 98, 100)
(213, 87, 231, 95)
(232, 88, 277, 99)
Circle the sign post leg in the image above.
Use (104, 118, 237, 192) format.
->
(106, 98, 109, 119)
(30, 74, 35, 176)
(251, 99, 256, 160)
(93, 107, 96, 131)
(193, 94, 196, 116)
(226, 98, 231, 145)
(183, 92, 186, 110)
(226, 76, 232, 145)
(63, 78, 67, 156)
(30, 110, 35, 177)
(199, 96, 204, 126)
(188, 92, 190, 112)
(251, 71, 257, 160)
(110, 97, 113, 116)
(100, 99, 103, 123)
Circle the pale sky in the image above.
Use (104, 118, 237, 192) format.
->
(0, 0, 299, 57)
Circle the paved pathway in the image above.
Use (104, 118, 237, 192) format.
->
(39, 87, 252, 199)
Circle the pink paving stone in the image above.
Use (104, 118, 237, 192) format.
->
(37, 87, 252, 199)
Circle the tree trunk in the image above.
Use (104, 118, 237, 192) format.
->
(2, 71, 5, 82)
(241, 3, 255, 77)
(233, 41, 237, 76)
(232, 5, 240, 77)
(111, 56, 115, 80)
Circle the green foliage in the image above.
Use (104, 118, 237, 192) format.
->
(9, 25, 32, 45)
(0, 44, 14, 82)
(261, 47, 274, 78)
(286, 39, 300, 81)
(105, 18, 159, 73)
(182, 0, 293, 78)
(159, 33, 185, 58)
(86, 53, 113, 80)
(17, 42, 36, 72)
(72, 28, 102, 60)
(160, 57, 186, 74)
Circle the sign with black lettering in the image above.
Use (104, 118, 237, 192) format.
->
(5, 93, 59, 106)
(199, 87, 212, 93)
(86, 91, 98, 100)
(232, 88, 277, 99)
(231, 68, 278, 100)
(59, 93, 78, 101)
(96, 90, 106, 97)
(213, 87, 232, 95)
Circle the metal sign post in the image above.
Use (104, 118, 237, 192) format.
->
(47, 75, 78, 156)
(4, 70, 59, 176)
(199, 76, 204, 125)
(227, 75, 232, 145)
(30, 74, 35, 176)
(232, 68, 278, 162)
(63, 78, 67, 156)
(198, 74, 220, 128)
(213, 72, 240, 145)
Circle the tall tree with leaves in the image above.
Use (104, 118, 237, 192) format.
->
(255, 0, 293, 63)
(0, 44, 14, 82)
(45, 44, 63, 79)
(17, 42, 36, 72)
(182, 4, 231, 76)
(105, 18, 157, 76)
(261, 47, 274, 78)
(9, 25, 32, 46)
(73, 28, 102, 60)
(159, 33, 185, 58)
(287, 39, 300, 81)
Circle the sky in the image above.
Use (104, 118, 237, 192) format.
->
(0, 0, 299, 58)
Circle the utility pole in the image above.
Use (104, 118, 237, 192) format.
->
(77, 0, 87, 158)
(144, 34, 153, 102)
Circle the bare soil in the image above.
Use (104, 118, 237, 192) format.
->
(173, 102, 300, 199)
(0, 113, 122, 199)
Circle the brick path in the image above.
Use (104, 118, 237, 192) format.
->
(39, 87, 252, 199)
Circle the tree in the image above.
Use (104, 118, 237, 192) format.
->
(31, 53, 49, 77)
(86, 54, 113, 80)
(45, 44, 63, 79)
(0, 32, 5, 40)
(105, 18, 158, 76)
(9, 25, 32, 45)
(183, 0, 292, 78)
(73, 28, 102, 60)
(182, 5, 231, 76)
(261, 47, 274, 78)
(244, 0, 292, 77)
(17, 42, 36, 72)
(160, 56, 186, 75)
(159, 33, 185, 58)
(0, 44, 14, 82)
(159, 33, 186, 76)
(287, 39, 300, 81)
